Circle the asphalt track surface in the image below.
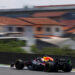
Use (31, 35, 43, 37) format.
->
(0, 67, 75, 75)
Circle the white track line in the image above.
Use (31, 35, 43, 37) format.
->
(71, 71, 75, 72)
(0, 65, 10, 68)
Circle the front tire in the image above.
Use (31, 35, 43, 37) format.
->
(15, 59, 24, 70)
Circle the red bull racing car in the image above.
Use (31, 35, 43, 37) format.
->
(10, 56, 72, 72)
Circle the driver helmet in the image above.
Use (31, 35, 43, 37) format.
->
(42, 56, 54, 62)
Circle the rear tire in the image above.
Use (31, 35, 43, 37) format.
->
(15, 59, 24, 70)
(63, 63, 72, 72)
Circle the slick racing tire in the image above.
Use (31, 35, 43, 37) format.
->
(15, 59, 24, 70)
(44, 62, 54, 72)
(63, 63, 72, 72)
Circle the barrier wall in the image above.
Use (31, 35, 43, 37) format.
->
(0, 52, 75, 68)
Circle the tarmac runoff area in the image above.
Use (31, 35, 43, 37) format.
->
(0, 64, 75, 74)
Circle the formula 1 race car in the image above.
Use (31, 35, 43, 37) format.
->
(10, 56, 72, 72)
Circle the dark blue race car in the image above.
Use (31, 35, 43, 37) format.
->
(10, 56, 72, 72)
